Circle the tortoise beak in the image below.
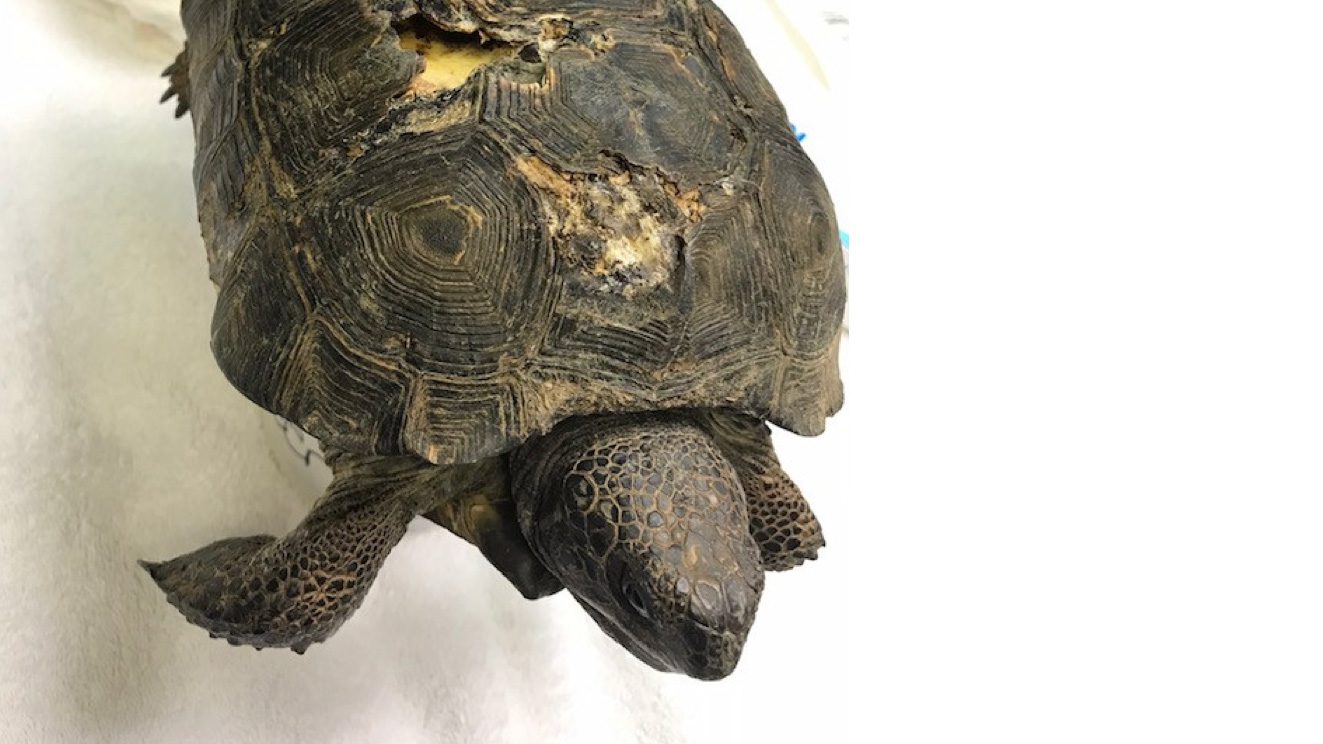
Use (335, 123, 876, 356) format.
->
(676, 581, 759, 680)
(677, 625, 750, 681)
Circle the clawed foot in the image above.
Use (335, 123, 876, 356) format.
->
(160, 48, 190, 118)
(142, 455, 420, 653)
(745, 476, 826, 571)
(698, 411, 827, 571)
(141, 536, 352, 653)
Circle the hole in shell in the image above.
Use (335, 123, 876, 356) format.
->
(393, 16, 519, 92)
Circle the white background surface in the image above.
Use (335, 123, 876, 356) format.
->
(858, 2, 1323, 741)
(3, 1, 1323, 743)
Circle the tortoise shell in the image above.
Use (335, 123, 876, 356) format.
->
(182, 0, 845, 464)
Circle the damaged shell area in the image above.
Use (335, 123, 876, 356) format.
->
(390, 13, 564, 95)
(515, 154, 705, 297)
(185, 0, 844, 464)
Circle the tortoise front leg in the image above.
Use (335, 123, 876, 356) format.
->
(697, 411, 827, 571)
(140, 452, 422, 653)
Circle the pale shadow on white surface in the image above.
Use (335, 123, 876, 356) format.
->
(39, 0, 179, 69)
(12, 112, 285, 737)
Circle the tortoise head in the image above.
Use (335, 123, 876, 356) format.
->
(514, 413, 764, 680)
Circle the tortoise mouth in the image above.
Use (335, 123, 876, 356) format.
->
(685, 631, 745, 681)
(577, 598, 747, 680)
(577, 597, 672, 672)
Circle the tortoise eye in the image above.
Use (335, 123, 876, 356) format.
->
(621, 580, 651, 621)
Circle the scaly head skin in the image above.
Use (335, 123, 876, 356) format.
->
(513, 412, 765, 680)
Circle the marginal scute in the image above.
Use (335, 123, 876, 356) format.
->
(186, 0, 844, 465)
(691, 0, 785, 119)
(753, 136, 846, 355)
(404, 373, 528, 464)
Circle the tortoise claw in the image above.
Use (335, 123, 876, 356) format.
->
(161, 48, 191, 118)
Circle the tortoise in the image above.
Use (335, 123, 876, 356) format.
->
(143, 0, 844, 680)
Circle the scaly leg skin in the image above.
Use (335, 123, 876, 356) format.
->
(698, 411, 827, 571)
(140, 452, 421, 653)
(420, 458, 563, 600)
(160, 46, 190, 118)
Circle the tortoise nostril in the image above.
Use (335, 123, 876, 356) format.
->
(690, 579, 723, 624)
(724, 582, 755, 622)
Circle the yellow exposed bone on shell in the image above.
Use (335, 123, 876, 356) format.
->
(397, 27, 517, 91)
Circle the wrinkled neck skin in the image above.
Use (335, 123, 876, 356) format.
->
(511, 411, 765, 680)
